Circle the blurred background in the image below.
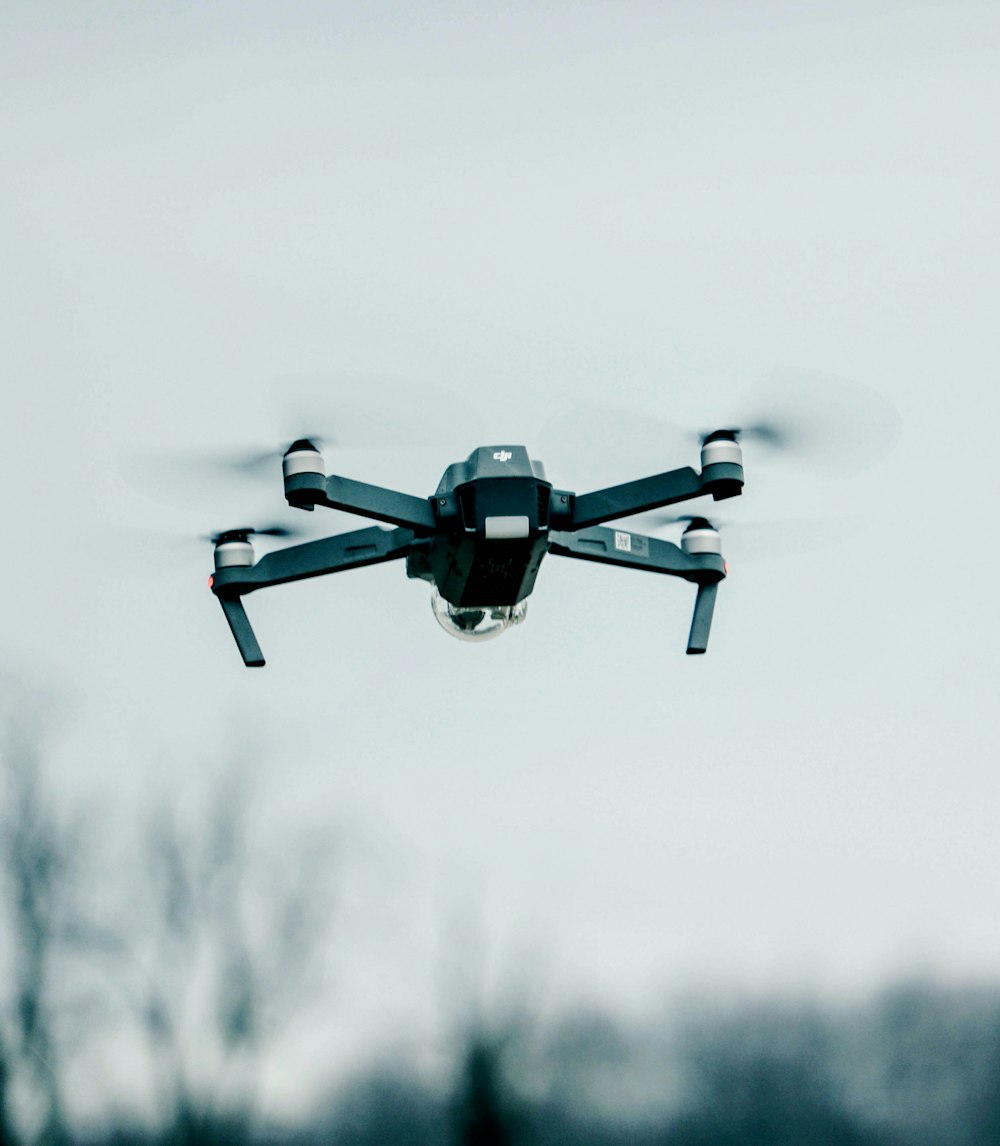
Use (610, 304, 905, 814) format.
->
(1, 1, 998, 1142)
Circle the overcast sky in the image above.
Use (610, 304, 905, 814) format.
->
(2, 0, 999, 1116)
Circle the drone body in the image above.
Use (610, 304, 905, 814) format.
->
(409, 445, 551, 617)
(209, 436, 744, 664)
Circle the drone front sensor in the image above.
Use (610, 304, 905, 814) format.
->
(209, 441, 741, 665)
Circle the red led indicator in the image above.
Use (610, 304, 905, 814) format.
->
(208, 575, 215, 589)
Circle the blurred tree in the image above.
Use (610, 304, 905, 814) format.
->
(9, 672, 1000, 1146)
(0, 683, 76, 1146)
(105, 760, 341, 1144)
(321, 1070, 448, 1146)
(453, 1037, 519, 1146)
(854, 982, 1000, 1146)
(0, 1034, 17, 1146)
(970, 1018, 1000, 1144)
(1, 678, 343, 1144)
(665, 1003, 891, 1146)
(323, 1032, 528, 1146)
(666, 1052, 886, 1145)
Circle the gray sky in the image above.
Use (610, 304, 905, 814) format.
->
(2, 0, 999, 1116)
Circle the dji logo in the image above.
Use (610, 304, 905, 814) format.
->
(493, 450, 512, 462)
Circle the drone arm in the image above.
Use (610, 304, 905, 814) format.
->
(548, 525, 722, 582)
(210, 526, 415, 667)
(569, 462, 742, 530)
(212, 526, 415, 595)
(548, 526, 725, 654)
(285, 472, 437, 533)
(569, 467, 703, 529)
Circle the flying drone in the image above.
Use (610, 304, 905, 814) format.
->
(208, 432, 745, 666)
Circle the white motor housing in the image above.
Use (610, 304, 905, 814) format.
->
(681, 521, 722, 556)
(282, 439, 325, 478)
(214, 539, 255, 569)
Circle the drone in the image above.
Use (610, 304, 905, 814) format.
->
(208, 432, 744, 666)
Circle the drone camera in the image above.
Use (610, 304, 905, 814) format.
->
(431, 588, 528, 642)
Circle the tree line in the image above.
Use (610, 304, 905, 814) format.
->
(2, 685, 1000, 1145)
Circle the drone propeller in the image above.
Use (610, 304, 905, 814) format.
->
(662, 514, 716, 529)
(118, 436, 328, 507)
(204, 438, 327, 480)
(649, 510, 864, 562)
(202, 524, 302, 545)
(85, 518, 317, 581)
(696, 367, 902, 473)
(121, 373, 485, 506)
(539, 367, 900, 480)
(271, 371, 485, 451)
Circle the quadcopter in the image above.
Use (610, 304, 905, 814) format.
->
(208, 432, 744, 665)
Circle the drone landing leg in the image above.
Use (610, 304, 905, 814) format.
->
(218, 597, 265, 667)
(548, 525, 725, 655)
(686, 582, 718, 655)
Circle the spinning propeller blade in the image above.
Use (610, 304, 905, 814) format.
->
(121, 373, 484, 505)
(88, 519, 316, 579)
(273, 372, 484, 451)
(212, 439, 327, 479)
(699, 367, 902, 473)
(202, 524, 302, 544)
(649, 510, 863, 562)
(538, 367, 900, 479)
